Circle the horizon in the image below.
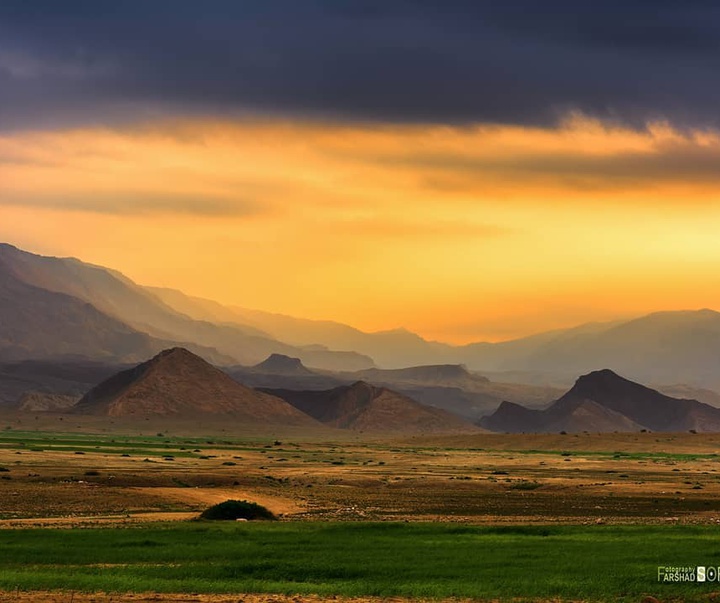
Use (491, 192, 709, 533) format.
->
(4, 3, 720, 343)
(3, 238, 720, 347)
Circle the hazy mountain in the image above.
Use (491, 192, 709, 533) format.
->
(146, 285, 720, 389)
(264, 381, 480, 433)
(342, 364, 560, 420)
(481, 369, 720, 433)
(354, 364, 488, 388)
(149, 286, 451, 367)
(0, 358, 124, 407)
(0, 259, 166, 364)
(656, 384, 720, 408)
(143, 286, 271, 337)
(225, 357, 559, 420)
(456, 319, 628, 371)
(251, 354, 314, 376)
(0, 244, 373, 370)
(17, 391, 79, 412)
(458, 310, 720, 390)
(75, 347, 318, 425)
(8, 242, 720, 391)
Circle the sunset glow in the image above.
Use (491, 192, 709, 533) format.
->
(3, 115, 720, 342)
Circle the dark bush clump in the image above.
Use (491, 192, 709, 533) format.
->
(199, 499, 277, 521)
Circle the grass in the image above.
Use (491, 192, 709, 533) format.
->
(1, 522, 719, 601)
(0, 431, 338, 458)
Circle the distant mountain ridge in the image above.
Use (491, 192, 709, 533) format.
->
(146, 279, 720, 390)
(149, 285, 450, 367)
(460, 310, 720, 389)
(0, 244, 373, 371)
(227, 354, 559, 420)
(0, 256, 175, 363)
(6, 242, 720, 392)
(481, 369, 720, 433)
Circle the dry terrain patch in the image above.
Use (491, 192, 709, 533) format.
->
(1, 430, 720, 525)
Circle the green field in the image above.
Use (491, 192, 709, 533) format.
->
(1, 522, 719, 601)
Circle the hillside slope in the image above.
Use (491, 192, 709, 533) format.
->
(75, 347, 319, 426)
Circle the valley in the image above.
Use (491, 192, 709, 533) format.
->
(4, 243, 720, 602)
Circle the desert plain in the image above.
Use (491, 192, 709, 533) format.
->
(2, 419, 720, 602)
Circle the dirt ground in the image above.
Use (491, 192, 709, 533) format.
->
(2, 430, 720, 526)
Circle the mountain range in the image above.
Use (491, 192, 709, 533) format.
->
(264, 380, 479, 433)
(4, 241, 720, 400)
(148, 280, 720, 391)
(0, 243, 372, 371)
(229, 356, 559, 420)
(22, 347, 719, 436)
(480, 369, 720, 433)
(74, 347, 477, 434)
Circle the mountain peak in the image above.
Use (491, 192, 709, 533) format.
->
(265, 380, 477, 433)
(153, 346, 197, 360)
(142, 346, 217, 374)
(348, 380, 380, 395)
(253, 353, 313, 376)
(569, 369, 638, 397)
(75, 347, 317, 424)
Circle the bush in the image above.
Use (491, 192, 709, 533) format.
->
(199, 499, 277, 521)
(509, 480, 542, 490)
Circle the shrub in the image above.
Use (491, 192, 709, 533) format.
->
(199, 499, 277, 521)
(509, 480, 541, 490)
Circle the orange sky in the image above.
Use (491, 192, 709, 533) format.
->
(2, 114, 720, 343)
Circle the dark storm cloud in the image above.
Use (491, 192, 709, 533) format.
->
(378, 140, 720, 193)
(2, 0, 720, 130)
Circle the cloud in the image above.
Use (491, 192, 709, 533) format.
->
(2, 2, 720, 130)
(4, 116, 720, 222)
(338, 118, 720, 196)
(0, 191, 261, 217)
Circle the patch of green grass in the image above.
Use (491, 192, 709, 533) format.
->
(0, 523, 717, 601)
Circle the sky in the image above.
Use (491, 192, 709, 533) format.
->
(2, 1, 720, 343)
